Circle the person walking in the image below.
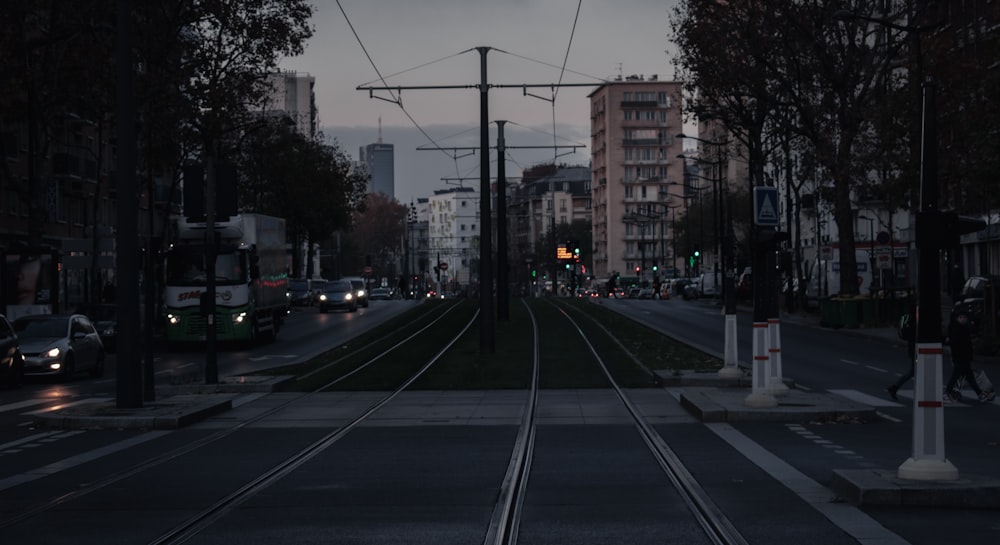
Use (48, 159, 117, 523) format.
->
(887, 304, 917, 401)
(944, 312, 996, 403)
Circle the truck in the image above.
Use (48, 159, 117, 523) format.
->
(163, 214, 289, 347)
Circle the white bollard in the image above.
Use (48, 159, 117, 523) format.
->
(766, 318, 788, 395)
(745, 321, 777, 407)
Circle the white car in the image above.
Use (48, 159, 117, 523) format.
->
(14, 314, 105, 380)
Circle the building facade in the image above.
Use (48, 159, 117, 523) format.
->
(427, 187, 479, 293)
(507, 165, 592, 293)
(264, 71, 317, 139)
(589, 75, 686, 284)
(360, 139, 395, 199)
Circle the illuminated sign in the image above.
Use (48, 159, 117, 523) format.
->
(556, 244, 574, 260)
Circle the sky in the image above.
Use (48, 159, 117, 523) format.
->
(280, 0, 683, 205)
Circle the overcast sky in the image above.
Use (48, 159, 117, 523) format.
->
(280, 0, 683, 204)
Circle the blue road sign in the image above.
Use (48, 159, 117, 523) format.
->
(753, 187, 779, 226)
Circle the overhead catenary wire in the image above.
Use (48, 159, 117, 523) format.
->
(336, 0, 474, 167)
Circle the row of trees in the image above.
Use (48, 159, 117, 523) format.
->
(669, 0, 999, 295)
(0, 1, 369, 277)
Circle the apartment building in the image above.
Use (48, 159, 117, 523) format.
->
(589, 75, 686, 283)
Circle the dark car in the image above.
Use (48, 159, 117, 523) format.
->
(74, 303, 118, 353)
(0, 314, 25, 387)
(369, 287, 391, 301)
(288, 278, 314, 307)
(952, 275, 1000, 335)
(15, 314, 105, 380)
(318, 281, 357, 313)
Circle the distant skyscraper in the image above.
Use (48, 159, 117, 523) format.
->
(360, 118, 395, 198)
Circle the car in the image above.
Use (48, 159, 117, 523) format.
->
(369, 287, 391, 300)
(287, 278, 314, 306)
(0, 314, 25, 387)
(952, 275, 1000, 335)
(637, 287, 656, 299)
(74, 303, 118, 353)
(14, 314, 105, 380)
(318, 280, 357, 313)
(309, 279, 328, 305)
(342, 277, 369, 308)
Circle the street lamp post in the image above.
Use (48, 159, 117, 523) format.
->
(678, 134, 742, 379)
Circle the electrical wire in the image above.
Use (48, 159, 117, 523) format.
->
(336, 0, 476, 169)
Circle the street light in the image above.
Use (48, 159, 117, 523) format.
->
(678, 132, 742, 379)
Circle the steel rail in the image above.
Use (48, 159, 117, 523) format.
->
(552, 300, 748, 545)
(482, 298, 540, 545)
(0, 301, 463, 532)
(148, 306, 479, 545)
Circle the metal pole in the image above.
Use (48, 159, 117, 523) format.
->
(496, 120, 509, 320)
(204, 159, 218, 385)
(899, 79, 957, 481)
(115, 0, 142, 408)
(477, 47, 494, 351)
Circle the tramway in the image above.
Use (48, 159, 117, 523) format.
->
(0, 297, 747, 544)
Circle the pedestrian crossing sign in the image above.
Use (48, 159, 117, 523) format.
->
(753, 187, 779, 226)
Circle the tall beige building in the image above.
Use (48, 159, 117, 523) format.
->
(589, 75, 687, 283)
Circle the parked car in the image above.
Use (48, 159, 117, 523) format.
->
(637, 287, 656, 299)
(74, 303, 118, 353)
(342, 277, 369, 308)
(0, 314, 25, 387)
(14, 314, 105, 380)
(318, 281, 358, 313)
(369, 287, 392, 301)
(288, 278, 314, 306)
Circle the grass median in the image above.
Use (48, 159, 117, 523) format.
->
(258, 297, 722, 391)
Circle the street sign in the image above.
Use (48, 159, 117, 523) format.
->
(438, 262, 448, 271)
(753, 186, 779, 226)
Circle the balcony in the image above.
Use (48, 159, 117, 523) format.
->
(620, 100, 658, 108)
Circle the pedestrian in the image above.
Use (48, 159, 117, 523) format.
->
(887, 304, 917, 401)
(944, 312, 996, 403)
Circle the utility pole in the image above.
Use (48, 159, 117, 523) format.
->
(357, 48, 599, 352)
(477, 47, 495, 352)
(496, 120, 509, 321)
(115, 0, 142, 408)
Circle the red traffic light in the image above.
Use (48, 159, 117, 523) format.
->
(635, 266, 640, 273)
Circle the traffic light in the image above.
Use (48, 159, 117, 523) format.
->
(652, 264, 658, 272)
(635, 266, 640, 274)
(531, 268, 537, 278)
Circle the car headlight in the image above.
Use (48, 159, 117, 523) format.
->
(46, 347, 61, 358)
(320, 294, 328, 301)
(232, 312, 247, 325)
(345, 293, 353, 300)
(167, 314, 180, 325)
(358, 290, 366, 297)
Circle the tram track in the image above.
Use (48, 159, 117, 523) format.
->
(0, 301, 467, 534)
(485, 298, 747, 545)
(2, 297, 747, 544)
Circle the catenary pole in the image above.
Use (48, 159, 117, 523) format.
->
(477, 47, 494, 352)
